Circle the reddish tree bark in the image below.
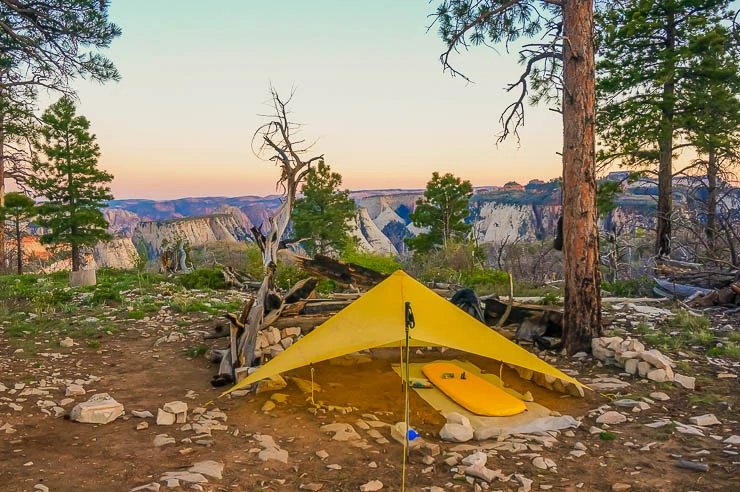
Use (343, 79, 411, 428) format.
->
(561, 0, 603, 353)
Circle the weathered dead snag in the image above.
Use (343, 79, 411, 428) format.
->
(212, 87, 323, 386)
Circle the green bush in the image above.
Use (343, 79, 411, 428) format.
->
(127, 310, 146, 319)
(245, 245, 265, 280)
(316, 278, 338, 294)
(341, 249, 402, 275)
(91, 285, 123, 305)
(178, 267, 227, 290)
(460, 267, 509, 292)
(274, 263, 312, 290)
(602, 277, 655, 297)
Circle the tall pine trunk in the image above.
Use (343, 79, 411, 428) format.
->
(561, 0, 602, 354)
(71, 244, 80, 272)
(0, 120, 5, 273)
(656, 15, 676, 257)
(706, 147, 717, 256)
(15, 215, 22, 274)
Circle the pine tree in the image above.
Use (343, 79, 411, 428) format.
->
(596, 0, 737, 256)
(0, 0, 120, 271)
(432, 0, 603, 354)
(0, 191, 35, 274)
(30, 97, 113, 271)
(405, 172, 472, 254)
(292, 161, 357, 256)
(682, 24, 740, 256)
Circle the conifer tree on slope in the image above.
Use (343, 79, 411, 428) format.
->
(0, 0, 120, 269)
(292, 161, 357, 256)
(0, 191, 36, 274)
(404, 171, 472, 254)
(596, 0, 738, 257)
(681, 24, 740, 257)
(31, 98, 113, 272)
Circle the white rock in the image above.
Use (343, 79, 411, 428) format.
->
(163, 401, 188, 414)
(624, 359, 639, 375)
(132, 410, 155, 418)
(674, 373, 696, 390)
(649, 392, 670, 401)
(65, 384, 86, 397)
(280, 337, 293, 349)
(613, 399, 642, 408)
(646, 368, 671, 383)
(637, 361, 651, 378)
(445, 412, 471, 427)
(268, 344, 284, 357)
(596, 411, 627, 425)
(157, 409, 176, 426)
(153, 434, 176, 447)
(258, 447, 289, 463)
(159, 471, 207, 484)
(532, 456, 548, 470)
(462, 452, 487, 467)
(316, 450, 329, 460)
(255, 375, 287, 394)
(188, 460, 224, 479)
(724, 435, 740, 444)
(59, 337, 75, 348)
(34, 485, 50, 492)
(264, 326, 281, 345)
(131, 483, 161, 492)
(359, 480, 383, 491)
(281, 327, 302, 338)
(70, 393, 123, 424)
(514, 473, 533, 492)
(689, 414, 721, 427)
(261, 400, 276, 412)
(320, 423, 361, 441)
(465, 465, 502, 483)
(440, 423, 474, 442)
(640, 349, 673, 370)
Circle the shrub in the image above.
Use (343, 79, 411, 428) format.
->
(602, 277, 655, 297)
(178, 267, 227, 290)
(341, 249, 402, 275)
(127, 310, 146, 319)
(274, 263, 312, 290)
(91, 285, 123, 305)
(245, 245, 265, 280)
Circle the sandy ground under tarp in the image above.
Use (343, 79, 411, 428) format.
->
(392, 359, 580, 439)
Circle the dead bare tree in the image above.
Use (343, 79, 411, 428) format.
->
(214, 87, 323, 385)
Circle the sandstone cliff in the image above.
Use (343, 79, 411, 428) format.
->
(132, 213, 249, 258)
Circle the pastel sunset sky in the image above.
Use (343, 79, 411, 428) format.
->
(66, 0, 564, 200)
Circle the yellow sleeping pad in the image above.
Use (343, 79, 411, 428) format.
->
(422, 362, 527, 417)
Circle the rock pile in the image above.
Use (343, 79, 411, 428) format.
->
(591, 337, 696, 389)
(508, 365, 584, 398)
(254, 326, 303, 360)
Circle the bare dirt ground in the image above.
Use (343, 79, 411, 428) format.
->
(1, 291, 739, 492)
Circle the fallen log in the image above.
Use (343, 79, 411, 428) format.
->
(302, 299, 353, 315)
(654, 278, 713, 299)
(295, 254, 387, 287)
(482, 297, 562, 325)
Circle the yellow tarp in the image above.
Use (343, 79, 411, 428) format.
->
(222, 270, 585, 397)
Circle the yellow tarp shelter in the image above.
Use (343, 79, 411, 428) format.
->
(222, 270, 584, 397)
